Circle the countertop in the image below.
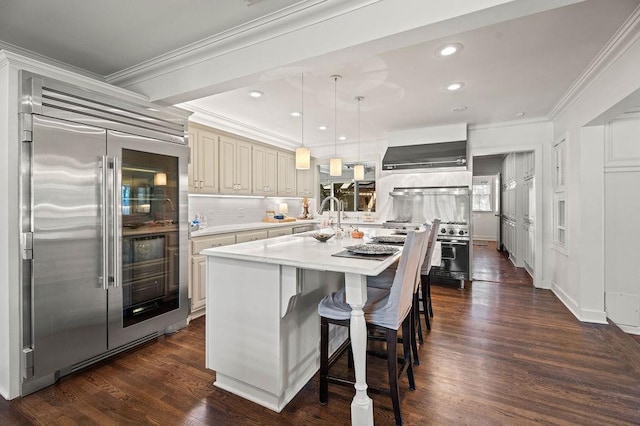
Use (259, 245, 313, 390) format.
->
(201, 227, 399, 276)
(190, 218, 384, 238)
(190, 219, 320, 237)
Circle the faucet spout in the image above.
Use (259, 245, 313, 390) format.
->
(318, 196, 343, 230)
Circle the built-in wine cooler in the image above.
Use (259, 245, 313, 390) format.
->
(19, 71, 189, 396)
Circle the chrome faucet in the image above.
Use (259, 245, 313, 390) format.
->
(318, 196, 343, 230)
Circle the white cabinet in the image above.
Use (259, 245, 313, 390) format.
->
(189, 233, 236, 317)
(267, 228, 291, 238)
(188, 126, 219, 194)
(219, 134, 252, 195)
(252, 144, 278, 196)
(277, 151, 296, 196)
(296, 158, 315, 197)
(236, 229, 268, 243)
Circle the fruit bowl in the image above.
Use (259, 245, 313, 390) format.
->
(312, 232, 334, 242)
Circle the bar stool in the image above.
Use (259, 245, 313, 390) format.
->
(318, 228, 427, 426)
(420, 219, 441, 333)
(368, 220, 440, 360)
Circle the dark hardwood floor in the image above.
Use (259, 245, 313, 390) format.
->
(3, 244, 640, 425)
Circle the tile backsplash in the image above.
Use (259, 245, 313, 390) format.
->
(188, 195, 315, 227)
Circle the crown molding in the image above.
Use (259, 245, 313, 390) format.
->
(0, 50, 154, 104)
(0, 41, 104, 81)
(106, 0, 381, 88)
(469, 116, 550, 131)
(182, 102, 301, 150)
(548, 4, 640, 121)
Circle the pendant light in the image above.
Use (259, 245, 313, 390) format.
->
(353, 96, 365, 181)
(329, 75, 342, 176)
(295, 72, 310, 170)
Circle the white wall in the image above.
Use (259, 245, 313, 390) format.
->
(550, 14, 640, 325)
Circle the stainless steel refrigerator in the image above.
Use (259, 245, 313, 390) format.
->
(19, 72, 190, 395)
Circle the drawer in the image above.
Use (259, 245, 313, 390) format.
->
(192, 234, 236, 254)
(236, 230, 268, 243)
(267, 228, 291, 238)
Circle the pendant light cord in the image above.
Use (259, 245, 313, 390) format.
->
(357, 96, 361, 163)
(334, 76, 337, 158)
(301, 72, 304, 148)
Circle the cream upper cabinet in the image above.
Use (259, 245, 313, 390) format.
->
(252, 144, 277, 196)
(296, 158, 315, 197)
(277, 151, 296, 196)
(188, 126, 219, 194)
(219, 134, 252, 195)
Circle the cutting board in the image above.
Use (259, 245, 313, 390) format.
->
(262, 217, 297, 223)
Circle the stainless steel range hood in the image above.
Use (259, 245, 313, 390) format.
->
(382, 140, 467, 171)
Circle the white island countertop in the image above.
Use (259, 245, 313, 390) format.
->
(201, 227, 399, 276)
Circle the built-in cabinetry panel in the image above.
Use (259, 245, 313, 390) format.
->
(188, 125, 219, 194)
(190, 233, 236, 315)
(604, 114, 640, 331)
(296, 158, 316, 198)
(501, 151, 535, 274)
(277, 151, 297, 196)
(219, 134, 252, 195)
(188, 122, 315, 198)
(236, 229, 269, 243)
(253, 144, 278, 196)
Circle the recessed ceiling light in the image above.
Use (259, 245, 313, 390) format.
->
(249, 90, 264, 98)
(290, 111, 302, 117)
(318, 125, 328, 131)
(437, 43, 463, 57)
(338, 135, 347, 141)
(452, 106, 468, 112)
(447, 82, 465, 91)
(515, 112, 526, 118)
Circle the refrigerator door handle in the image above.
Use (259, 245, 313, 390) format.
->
(100, 156, 109, 291)
(112, 156, 122, 288)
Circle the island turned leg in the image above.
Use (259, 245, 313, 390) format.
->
(344, 273, 374, 426)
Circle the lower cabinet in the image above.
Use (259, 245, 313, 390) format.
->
(236, 229, 269, 243)
(189, 226, 299, 319)
(189, 233, 236, 318)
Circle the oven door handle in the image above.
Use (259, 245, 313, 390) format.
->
(440, 241, 468, 246)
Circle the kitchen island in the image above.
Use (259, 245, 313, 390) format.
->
(202, 228, 400, 426)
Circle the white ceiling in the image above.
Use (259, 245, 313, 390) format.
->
(1, 0, 639, 149)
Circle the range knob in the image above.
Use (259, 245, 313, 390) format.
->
(459, 230, 465, 236)
(441, 228, 446, 234)
(448, 229, 454, 235)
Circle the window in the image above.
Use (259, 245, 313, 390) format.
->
(472, 176, 494, 212)
(318, 162, 376, 212)
(554, 193, 566, 246)
(553, 135, 567, 250)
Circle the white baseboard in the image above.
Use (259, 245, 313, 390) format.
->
(551, 282, 607, 324)
(617, 324, 640, 335)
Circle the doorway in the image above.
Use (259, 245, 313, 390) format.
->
(470, 148, 541, 288)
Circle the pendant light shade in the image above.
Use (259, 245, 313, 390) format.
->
(330, 158, 342, 176)
(354, 95, 364, 181)
(353, 164, 365, 180)
(295, 147, 310, 169)
(295, 72, 311, 170)
(329, 75, 342, 176)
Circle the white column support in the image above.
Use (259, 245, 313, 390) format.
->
(344, 272, 373, 426)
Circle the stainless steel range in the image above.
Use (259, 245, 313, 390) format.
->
(384, 186, 472, 287)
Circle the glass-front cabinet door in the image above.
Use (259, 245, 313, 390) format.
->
(107, 130, 188, 349)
